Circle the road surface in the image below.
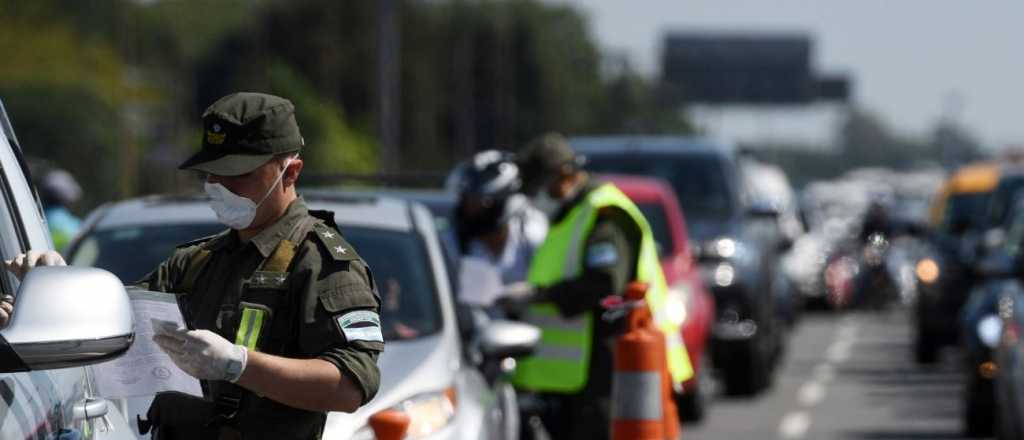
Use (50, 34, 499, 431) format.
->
(686, 309, 972, 440)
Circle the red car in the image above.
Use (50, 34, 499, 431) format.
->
(602, 174, 716, 422)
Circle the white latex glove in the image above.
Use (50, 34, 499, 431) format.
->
(4, 250, 66, 280)
(153, 328, 248, 382)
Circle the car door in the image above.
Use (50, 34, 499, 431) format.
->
(0, 102, 133, 439)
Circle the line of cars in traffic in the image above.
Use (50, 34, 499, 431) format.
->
(53, 134, 810, 437)
(905, 161, 1024, 438)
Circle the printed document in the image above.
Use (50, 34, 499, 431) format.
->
(90, 288, 202, 398)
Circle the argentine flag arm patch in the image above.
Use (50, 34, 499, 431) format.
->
(586, 241, 620, 268)
(335, 310, 384, 343)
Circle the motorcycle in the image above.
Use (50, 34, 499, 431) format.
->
(854, 232, 899, 310)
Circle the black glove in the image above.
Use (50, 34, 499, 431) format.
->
(495, 285, 546, 319)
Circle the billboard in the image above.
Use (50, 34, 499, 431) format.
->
(662, 33, 848, 104)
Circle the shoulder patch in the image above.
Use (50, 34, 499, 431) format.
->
(335, 310, 384, 343)
(312, 223, 361, 261)
(586, 241, 620, 268)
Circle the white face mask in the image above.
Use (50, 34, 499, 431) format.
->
(205, 158, 292, 230)
(531, 190, 562, 218)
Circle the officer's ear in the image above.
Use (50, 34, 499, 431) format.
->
(283, 157, 304, 188)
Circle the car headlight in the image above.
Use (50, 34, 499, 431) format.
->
(665, 284, 690, 326)
(399, 388, 457, 439)
(350, 425, 376, 440)
(714, 263, 735, 287)
(353, 388, 457, 439)
(978, 315, 1003, 349)
(696, 237, 743, 260)
(916, 258, 940, 284)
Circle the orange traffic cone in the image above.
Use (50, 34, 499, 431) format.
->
(611, 282, 681, 440)
(368, 409, 411, 440)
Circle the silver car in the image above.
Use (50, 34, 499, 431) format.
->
(66, 192, 536, 439)
(0, 100, 137, 439)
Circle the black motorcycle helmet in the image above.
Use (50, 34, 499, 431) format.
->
(447, 150, 522, 252)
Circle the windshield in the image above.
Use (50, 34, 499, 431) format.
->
(69, 221, 442, 342)
(942, 193, 991, 234)
(342, 226, 442, 341)
(987, 176, 1024, 228)
(586, 154, 736, 219)
(636, 202, 672, 258)
(1004, 208, 1024, 259)
(69, 223, 224, 283)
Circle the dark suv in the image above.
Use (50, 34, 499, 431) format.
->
(916, 164, 1024, 364)
(572, 136, 785, 395)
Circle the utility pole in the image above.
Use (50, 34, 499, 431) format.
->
(376, 0, 401, 173)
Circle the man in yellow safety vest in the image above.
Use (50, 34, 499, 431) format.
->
(498, 133, 692, 440)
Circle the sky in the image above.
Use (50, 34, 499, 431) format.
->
(553, 0, 1024, 150)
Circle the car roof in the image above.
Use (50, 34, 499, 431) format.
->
(89, 192, 418, 232)
(946, 162, 1016, 194)
(597, 174, 675, 203)
(570, 135, 734, 157)
(304, 187, 455, 214)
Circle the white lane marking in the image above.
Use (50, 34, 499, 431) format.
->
(836, 323, 858, 341)
(779, 411, 811, 439)
(814, 363, 836, 383)
(826, 341, 851, 363)
(797, 381, 826, 407)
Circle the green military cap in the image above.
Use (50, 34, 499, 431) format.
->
(179, 92, 304, 177)
(517, 132, 585, 195)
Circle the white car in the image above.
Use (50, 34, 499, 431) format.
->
(0, 100, 137, 439)
(67, 191, 538, 439)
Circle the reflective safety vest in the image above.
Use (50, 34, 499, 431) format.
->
(511, 183, 694, 393)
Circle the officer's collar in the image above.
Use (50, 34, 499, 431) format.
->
(551, 178, 598, 223)
(247, 198, 310, 258)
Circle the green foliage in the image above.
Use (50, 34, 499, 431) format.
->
(1, 0, 690, 206)
(267, 63, 378, 173)
(1, 86, 121, 209)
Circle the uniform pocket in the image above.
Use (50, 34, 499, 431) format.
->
(317, 276, 377, 313)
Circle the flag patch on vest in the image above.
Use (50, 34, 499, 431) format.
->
(335, 310, 384, 343)
(586, 242, 620, 268)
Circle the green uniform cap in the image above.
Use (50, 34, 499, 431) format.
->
(517, 132, 583, 195)
(179, 92, 304, 177)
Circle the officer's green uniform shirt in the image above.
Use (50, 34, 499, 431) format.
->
(138, 198, 382, 438)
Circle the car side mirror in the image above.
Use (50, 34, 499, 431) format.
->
(0, 266, 133, 372)
(747, 200, 780, 219)
(478, 320, 540, 360)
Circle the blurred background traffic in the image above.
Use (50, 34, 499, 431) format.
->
(6, 1, 1024, 439)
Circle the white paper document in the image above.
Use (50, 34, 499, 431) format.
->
(90, 288, 202, 399)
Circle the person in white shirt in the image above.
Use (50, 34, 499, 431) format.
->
(447, 150, 548, 306)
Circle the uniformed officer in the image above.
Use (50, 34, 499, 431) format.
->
(503, 133, 691, 440)
(9, 93, 383, 440)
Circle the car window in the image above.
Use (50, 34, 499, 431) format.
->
(586, 153, 737, 219)
(636, 202, 672, 258)
(68, 223, 224, 283)
(987, 176, 1024, 228)
(0, 134, 27, 296)
(341, 226, 442, 341)
(942, 193, 990, 234)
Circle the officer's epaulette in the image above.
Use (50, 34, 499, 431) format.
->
(175, 229, 229, 249)
(311, 222, 361, 262)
